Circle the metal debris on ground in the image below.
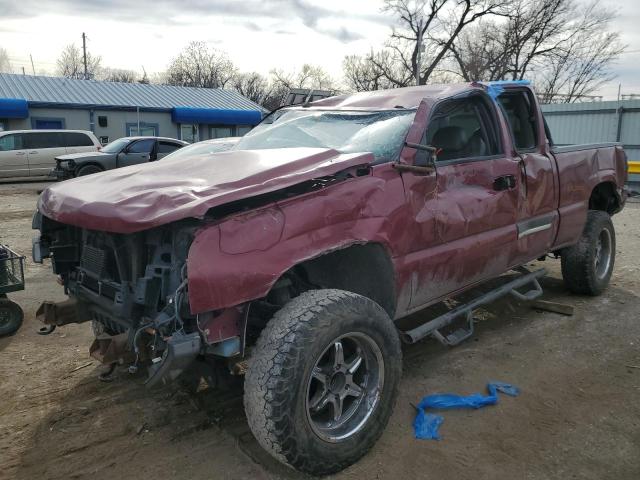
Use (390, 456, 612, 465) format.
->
(413, 382, 520, 440)
(530, 300, 575, 316)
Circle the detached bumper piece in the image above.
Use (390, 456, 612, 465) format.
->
(145, 331, 202, 388)
(36, 298, 90, 327)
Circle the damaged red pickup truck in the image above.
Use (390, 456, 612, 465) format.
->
(32, 81, 627, 475)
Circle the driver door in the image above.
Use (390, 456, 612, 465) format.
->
(117, 138, 157, 168)
(408, 95, 521, 308)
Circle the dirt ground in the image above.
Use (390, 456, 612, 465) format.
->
(1, 180, 639, 480)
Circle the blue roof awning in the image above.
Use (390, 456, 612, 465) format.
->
(172, 107, 262, 126)
(0, 98, 28, 119)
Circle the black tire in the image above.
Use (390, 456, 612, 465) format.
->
(0, 298, 24, 336)
(561, 210, 616, 295)
(244, 289, 402, 476)
(76, 164, 103, 177)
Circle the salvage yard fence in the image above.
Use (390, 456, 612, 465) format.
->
(541, 101, 640, 188)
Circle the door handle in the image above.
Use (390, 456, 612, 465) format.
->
(493, 174, 516, 191)
(29, 151, 38, 154)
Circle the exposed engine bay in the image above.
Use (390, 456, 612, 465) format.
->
(32, 211, 219, 386)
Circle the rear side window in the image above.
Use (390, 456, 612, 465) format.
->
(426, 97, 500, 162)
(0, 134, 24, 151)
(62, 132, 95, 147)
(158, 141, 182, 154)
(24, 132, 65, 149)
(497, 91, 538, 150)
(127, 139, 155, 153)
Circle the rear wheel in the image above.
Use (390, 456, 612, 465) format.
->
(244, 289, 401, 476)
(561, 210, 616, 295)
(76, 164, 103, 177)
(0, 298, 24, 336)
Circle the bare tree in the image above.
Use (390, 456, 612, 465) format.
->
(535, 2, 625, 102)
(343, 52, 403, 91)
(271, 64, 337, 91)
(99, 67, 137, 83)
(446, 0, 624, 101)
(0, 48, 11, 73)
(165, 41, 236, 89)
(233, 72, 272, 105)
(56, 43, 101, 79)
(341, 0, 510, 90)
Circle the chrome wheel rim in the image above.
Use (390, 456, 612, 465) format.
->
(305, 332, 384, 443)
(594, 227, 612, 279)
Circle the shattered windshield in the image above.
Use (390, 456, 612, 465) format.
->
(234, 108, 417, 163)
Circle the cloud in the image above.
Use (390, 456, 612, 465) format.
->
(0, 0, 372, 42)
(321, 26, 365, 43)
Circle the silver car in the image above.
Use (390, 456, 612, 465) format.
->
(0, 130, 101, 179)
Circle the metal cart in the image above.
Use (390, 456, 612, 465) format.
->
(0, 245, 25, 336)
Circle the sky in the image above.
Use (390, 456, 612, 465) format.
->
(1, 0, 639, 100)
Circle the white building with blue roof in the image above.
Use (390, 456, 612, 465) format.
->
(0, 73, 264, 144)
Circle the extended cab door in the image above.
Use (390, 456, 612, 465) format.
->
(407, 94, 520, 309)
(497, 88, 559, 263)
(0, 133, 29, 178)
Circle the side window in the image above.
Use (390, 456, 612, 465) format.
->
(24, 132, 64, 149)
(158, 141, 182, 154)
(426, 98, 499, 162)
(497, 91, 538, 150)
(127, 139, 155, 154)
(0, 134, 23, 151)
(62, 132, 95, 147)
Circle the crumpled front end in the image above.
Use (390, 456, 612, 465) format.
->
(32, 210, 245, 386)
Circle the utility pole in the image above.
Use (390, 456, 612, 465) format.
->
(82, 32, 88, 80)
(415, 20, 423, 86)
(29, 54, 35, 75)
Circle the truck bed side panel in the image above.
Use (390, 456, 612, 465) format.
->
(552, 144, 625, 248)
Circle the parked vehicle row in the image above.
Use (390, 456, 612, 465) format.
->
(0, 129, 243, 180)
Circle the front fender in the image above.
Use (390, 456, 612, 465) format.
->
(186, 175, 398, 314)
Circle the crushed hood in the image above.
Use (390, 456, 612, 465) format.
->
(38, 147, 373, 233)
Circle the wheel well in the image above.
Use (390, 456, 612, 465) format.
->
(589, 182, 619, 214)
(76, 163, 104, 174)
(268, 243, 396, 318)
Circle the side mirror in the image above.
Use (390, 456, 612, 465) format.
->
(406, 142, 437, 168)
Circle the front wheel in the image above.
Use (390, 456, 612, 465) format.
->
(561, 210, 616, 295)
(244, 289, 402, 476)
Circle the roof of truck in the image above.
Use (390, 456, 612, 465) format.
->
(309, 84, 477, 110)
(309, 81, 532, 110)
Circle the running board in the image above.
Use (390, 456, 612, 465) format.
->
(401, 267, 547, 346)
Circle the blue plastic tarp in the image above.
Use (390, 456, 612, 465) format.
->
(413, 381, 520, 440)
(482, 80, 531, 100)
